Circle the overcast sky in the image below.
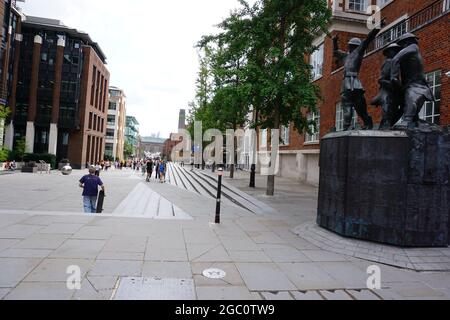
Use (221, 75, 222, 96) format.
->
(19, 0, 249, 138)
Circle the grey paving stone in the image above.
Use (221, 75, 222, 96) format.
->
(97, 251, 144, 261)
(0, 224, 43, 239)
(291, 291, 324, 300)
(102, 236, 147, 253)
(71, 226, 113, 240)
(192, 245, 231, 263)
(0, 239, 21, 251)
(186, 243, 217, 261)
(89, 260, 143, 277)
(4, 282, 75, 300)
(302, 250, 349, 262)
(277, 263, 343, 290)
(0, 288, 11, 299)
(50, 239, 107, 259)
(263, 247, 311, 263)
(24, 258, 92, 282)
(261, 292, 294, 300)
(86, 276, 119, 291)
(220, 236, 260, 251)
(39, 223, 84, 235)
(183, 229, 220, 245)
(249, 232, 286, 244)
(347, 289, 382, 300)
(0, 257, 42, 287)
(318, 262, 369, 289)
(13, 234, 70, 250)
(196, 286, 259, 300)
(320, 290, 354, 300)
(419, 272, 450, 290)
(236, 263, 296, 291)
(386, 281, 446, 299)
(72, 279, 111, 300)
(145, 247, 188, 262)
(142, 261, 192, 279)
(0, 248, 52, 258)
(228, 251, 272, 263)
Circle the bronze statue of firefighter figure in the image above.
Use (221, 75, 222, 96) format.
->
(333, 19, 434, 131)
(333, 23, 383, 131)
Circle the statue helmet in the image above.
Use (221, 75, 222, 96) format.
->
(383, 43, 401, 56)
(348, 38, 362, 47)
(396, 33, 419, 45)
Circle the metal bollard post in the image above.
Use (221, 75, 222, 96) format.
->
(215, 168, 224, 224)
(249, 164, 256, 188)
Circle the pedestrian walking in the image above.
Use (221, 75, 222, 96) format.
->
(95, 162, 101, 176)
(146, 159, 154, 182)
(159, 161, 166, 183)
(155, 160, 160, 180)
(79, 166, 105, 214)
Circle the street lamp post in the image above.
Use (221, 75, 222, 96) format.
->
(215, 167, 224, 224)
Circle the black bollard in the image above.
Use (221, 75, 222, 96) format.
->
(215, 168, 224, 224)
(249, 164, 256, 188)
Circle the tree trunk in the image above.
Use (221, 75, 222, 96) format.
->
(266, 105, 281, 196)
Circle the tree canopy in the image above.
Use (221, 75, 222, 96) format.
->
(188, 0, 331, 194)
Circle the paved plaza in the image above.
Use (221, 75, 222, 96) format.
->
(0, 167, 449, 300)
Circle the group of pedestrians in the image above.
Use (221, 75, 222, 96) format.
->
(144, 158, 167, 183)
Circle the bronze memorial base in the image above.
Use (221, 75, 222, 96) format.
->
(317, 123, 450, 247)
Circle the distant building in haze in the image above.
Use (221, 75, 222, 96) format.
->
(106, 86, 126, 160)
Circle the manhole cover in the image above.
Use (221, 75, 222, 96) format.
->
(202, 268, 226, 279)
(112, 277, 195, 300)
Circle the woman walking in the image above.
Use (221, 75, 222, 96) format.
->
(159, 161, 166, 183)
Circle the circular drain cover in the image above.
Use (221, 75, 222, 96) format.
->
(203, 268, 226, 279)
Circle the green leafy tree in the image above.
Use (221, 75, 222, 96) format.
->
(192, 0, 330, 194)
(123, 141, 134, 160)
(15, 137, 26, 162)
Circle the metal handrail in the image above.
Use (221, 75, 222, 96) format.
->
(367, 0, 449, 54)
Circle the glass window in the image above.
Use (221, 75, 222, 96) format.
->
(260, 129, 267, 148)
(419, 70, 441, 124)
(281, 125, 290, 146)
(305, 112, 320, 143)
(335, 102, 358, 132)
(310, 43, 324, 80)
(348, 0, 368, 12)
(62, 133, 69, 146)
(109, 102, 117, 110)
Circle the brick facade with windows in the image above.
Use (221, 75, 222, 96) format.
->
(276, 0, 449, 186)
(2, 14, 110, 169)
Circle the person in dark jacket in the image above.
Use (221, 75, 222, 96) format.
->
(79, 166, 105, 214)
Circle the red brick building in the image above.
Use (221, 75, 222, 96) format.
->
(276, 0, 449, 186)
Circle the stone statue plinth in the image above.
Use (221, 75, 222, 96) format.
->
(317, 123, 450, 247)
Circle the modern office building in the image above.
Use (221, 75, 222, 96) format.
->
(125, 115, 139, 156)
(105, 86, 126, 160)
(0, 0, 23, 148)
(268, 0, 449, 186)
(2, 14, 110, 168)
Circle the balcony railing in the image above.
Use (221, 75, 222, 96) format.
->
(367, 0, 449, 53)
